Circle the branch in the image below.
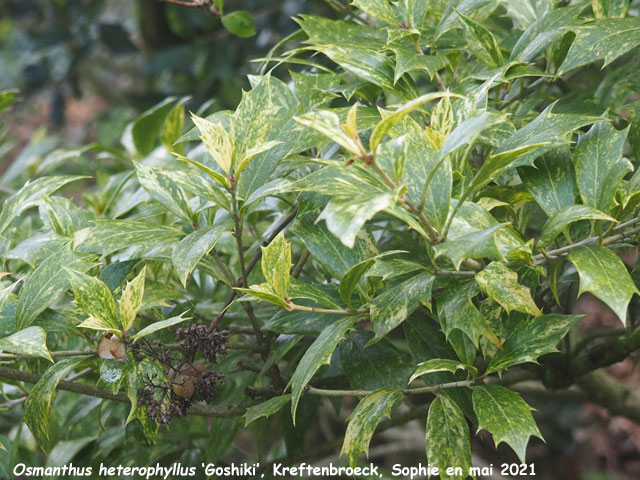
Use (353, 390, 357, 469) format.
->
(209, 207, 298, 330)
(305, 379, 475, 398)
(0, 366, 253, 418)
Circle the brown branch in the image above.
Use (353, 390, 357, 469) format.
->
(0, 366, 253, 418)
(157, 0, 205, 8)
(209, 207, 298, 330)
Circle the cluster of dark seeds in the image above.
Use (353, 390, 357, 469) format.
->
(175, 324, 229, 363)
(135, 324, 229, 424)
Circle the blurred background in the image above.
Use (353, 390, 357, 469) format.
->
(1, 1, 640, 479)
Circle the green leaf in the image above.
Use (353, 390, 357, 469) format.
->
(319, 190, 398, 249)
(486, 314, 581, 374)
(16, 248, 96, 330)
(476, 262, 542, 317)
(426, 395, 473, 480)
(518, 147, 577, 217)
(499, 0, 552, 30)
(172, 224, 228, 287)
(289, 280, 341, 309)
(473, 385, 543, 463)
(456, 9, 504, 68)
(0, 278, 20, 314)
(24, 358, 86, 452)
(370, 92, 459, 153)
(340, 388, 404, 468)
(0, 326, 53, 362)
(295, 110, 361, 156)
(592, 0, 629, 19)
(574, 122, 631, 212)
(130, 313, 190, 341)
(492, 105, 600, 171)
(352, 0, 397, 25)
(439, 111, 506, 161)
(190, 113, 233, 175)
(130, 97, 178, 157)
(439, 282, 501, 349)
(243, 394, 291, 427)
(288, 317, 355, 423)
(388, 46, 450, 84)
(510, 4, 584, 62)
(291, 214, 373, 279)
(339, 250, 407, 308)
(221, 10, 256, 38)
(161, 103, 185, 152)
(119, 266, 146, 332)
(236, 284, 289, 308)
(369, 271, 434, 343)
(74, 220, 184, 256)
(66, 269, 120, 332)
(559, 17, 640, 74)
(133, 162, 193, 222)
(0, 176, 87, 235)
(568, 245, 638, 324)
(411, 359, 473, 383)
(435, 223, 508, 269)
(172, 153, 229, 189)
(339, 332, 413, 390)
(261, 233, 292, 299)
(538, 205, 614, 246)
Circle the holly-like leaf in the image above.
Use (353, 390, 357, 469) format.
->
(288, 317, 355, 423)
(24, 358, 86, 452)
(568, 245, 638, 324)
(439, 282, 501, 349)
(67, 269, 120, 332)
(295, 110, 361, 156)
(486, 314, 581, 374)
(369, 271, 434, 343)
(574, 122, 631, 213)
(476, 262, 542, 317)
(339, 332, 413, 390)
(435, 223, 508, 269)
(172, 224, 229, 287)
(341, 388, 404, 468)
(538, 205, 614, 246)
(473, 385, 543, 463)
(0, 326, 53, 362)
(261, 233, 292, 299)
(119, 266, 146, 332)
(518, 147, 576, 217)
(243, 394, 291, 427)
(456, 9, 504, 68)
(559, 17, 640, 74)
(352, 0, 397, 25)
(426, 395, 472, 480)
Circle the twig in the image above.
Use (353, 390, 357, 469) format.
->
(287, 303, 368, 316)
(305, 379, 475, 398)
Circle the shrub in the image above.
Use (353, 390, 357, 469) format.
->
(1, 0, 640, 476)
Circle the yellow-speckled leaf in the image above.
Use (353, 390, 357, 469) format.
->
(426, 394, 472, 480)
(476, 262, 542, 316)
(261, 233, 291, 299)
(0, 326, 53, 362)
(190, 113, 233, 174)
(24, 358, 86, 452)
(473, 385, 543, 463)
(67, 269, 120, 332)
(341, 388, 404, 468)
(119, 266, 146, 332)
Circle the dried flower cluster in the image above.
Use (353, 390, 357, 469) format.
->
(135, 324, 228, 424)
